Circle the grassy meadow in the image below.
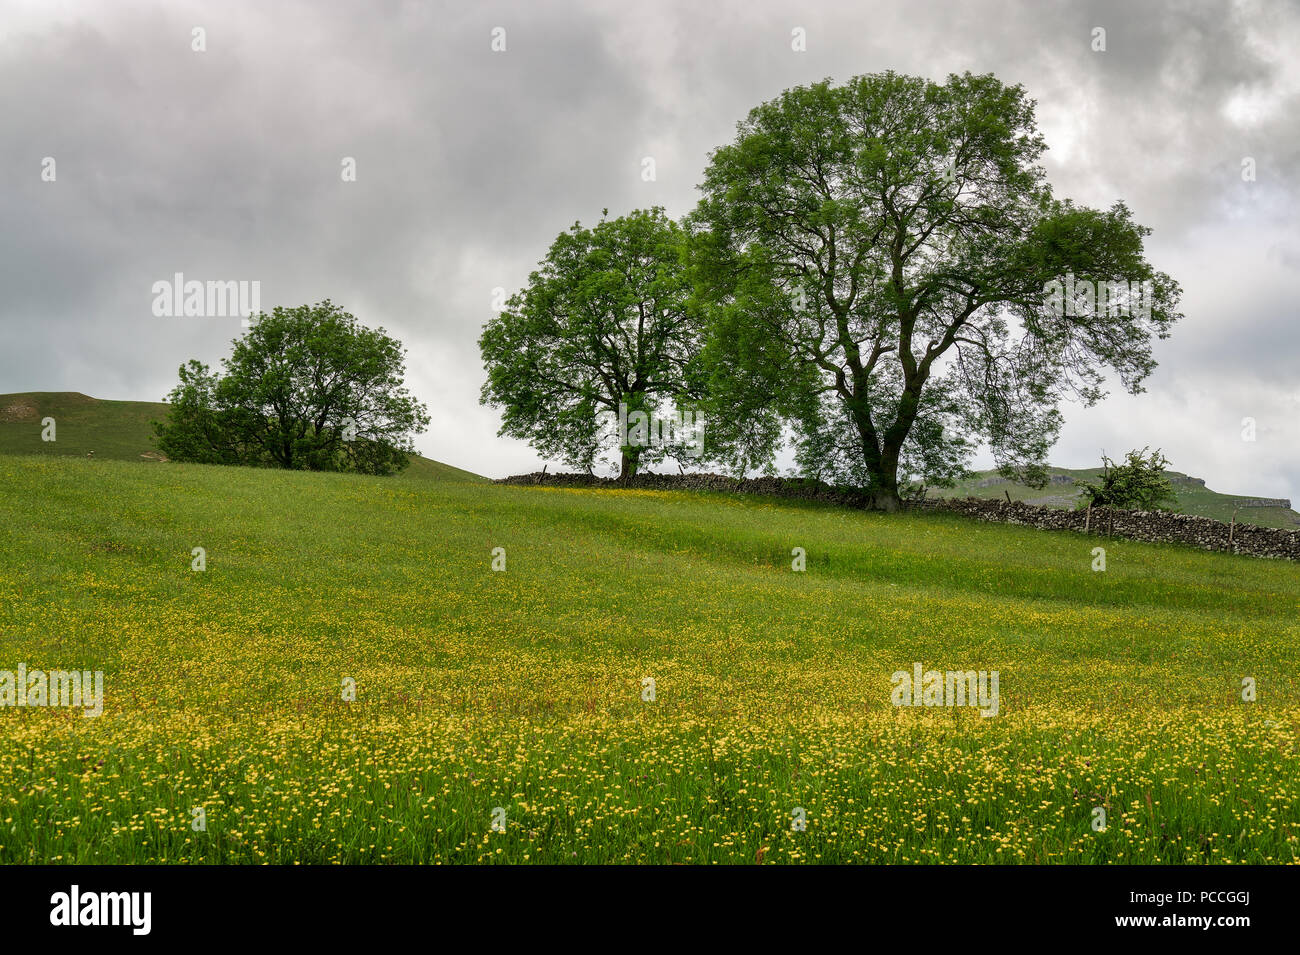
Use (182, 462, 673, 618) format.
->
(1, 452, 1298, 864)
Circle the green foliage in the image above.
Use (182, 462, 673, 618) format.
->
(690, 70, 1182, 509)
(1075, 447, 1178, 511)
(154, 301, 429, 475)
(479, 208, 702, 478)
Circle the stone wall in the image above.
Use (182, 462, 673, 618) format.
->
(910, 498, 1300, 561)
(496, 470, 1300, 561)
(495, 470, 874, 508)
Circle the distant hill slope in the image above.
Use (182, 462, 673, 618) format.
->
(398, 455, 490, 483)
(0, 392, 487, 482)
(931, 466, 1300, 530)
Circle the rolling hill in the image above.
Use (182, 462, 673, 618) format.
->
(6, 392, 1290, 528)
(6, 393, 1292, 529)
(0, 391, 487, 482)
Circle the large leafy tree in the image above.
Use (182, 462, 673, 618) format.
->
(154, 301, 430, 475)
(480, 207, 702, 478)
(692, 71, 1182, 509)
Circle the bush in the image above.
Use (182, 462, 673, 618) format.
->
(1075, 447, 1177, 511)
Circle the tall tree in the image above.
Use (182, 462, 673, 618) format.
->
(480, 207, 702, 478)
(692, 71, 1182, 509)
(154, 301, 430, 475)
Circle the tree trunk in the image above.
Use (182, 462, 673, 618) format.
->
(866, 446, 903, 512)
(618, 449, 640, 482)
(848, 391, 909, 512)
(868, 483, 902, 512)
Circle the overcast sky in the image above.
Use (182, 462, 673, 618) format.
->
(2, 0, 1297, 499)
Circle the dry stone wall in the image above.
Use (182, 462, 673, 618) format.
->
(496, 471, 1300, 561)
(910, 498, 1300, 560)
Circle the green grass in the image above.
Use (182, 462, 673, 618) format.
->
(0, 392, 171, 462)
(934, 466, 1300, 530)
(1, 454, 1297, 864)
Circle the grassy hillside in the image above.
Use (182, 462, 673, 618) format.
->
(399, 453, 490, 483)
(0, 391, 486, 481)
(933, 466, 1300, 530)
(0, 392, 170, 461)
(6, 391, 1287, 524)
(1, 455, 1297, 864)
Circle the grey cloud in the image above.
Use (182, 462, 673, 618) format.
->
(1, 0, 1296, 500)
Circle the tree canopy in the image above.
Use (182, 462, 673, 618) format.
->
(154, 301, 429, 475)
(479, 207, 703, 477)
(478, 72, 1182, 506)
(690, 70, 1182, 509)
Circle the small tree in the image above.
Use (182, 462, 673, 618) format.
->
(479, 208, 703, 478)
(154, 301, 430, 475)
(1075, 448, 1177, 511)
